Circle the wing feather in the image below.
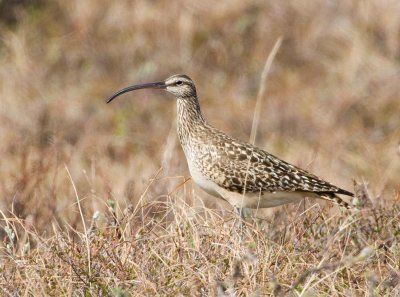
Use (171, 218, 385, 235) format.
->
(199, 135, 353, 197)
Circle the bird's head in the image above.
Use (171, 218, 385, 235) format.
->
(106, 74, 196, 103)
(164, 74, 196, 97)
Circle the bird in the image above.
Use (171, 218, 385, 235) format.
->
(106, 74, 354, 216)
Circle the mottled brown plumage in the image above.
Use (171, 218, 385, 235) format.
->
(107, 74, 354, 210)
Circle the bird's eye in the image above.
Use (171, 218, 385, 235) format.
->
(175, 81, 183, 85)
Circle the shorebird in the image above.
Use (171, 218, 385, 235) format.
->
(107, 74, 354, 215)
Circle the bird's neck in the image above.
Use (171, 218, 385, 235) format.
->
(176, 95, 207, 147)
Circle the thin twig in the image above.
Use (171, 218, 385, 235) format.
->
(250, 36, 283, 145)
(65, 165, 91, 286)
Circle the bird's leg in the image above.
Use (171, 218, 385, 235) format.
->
(234, 207, 245, 220)
(234, 207, 246, 235)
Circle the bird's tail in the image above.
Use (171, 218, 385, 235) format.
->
(318, 193, 353, 209)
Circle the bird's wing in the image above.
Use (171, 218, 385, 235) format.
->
(202, 137, 353, 197)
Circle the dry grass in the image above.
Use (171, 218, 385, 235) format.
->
(1, 0, 400, 296)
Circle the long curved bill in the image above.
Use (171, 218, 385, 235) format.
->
(106, 81, 166, 103)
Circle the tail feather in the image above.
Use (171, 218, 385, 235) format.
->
(318, 193, 353, 209)
(335, 188, 354, 197)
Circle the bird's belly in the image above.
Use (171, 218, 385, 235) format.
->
(213, 186, 309, 209)
(250, 191, 307, 208)
(189, 164, 308, 208)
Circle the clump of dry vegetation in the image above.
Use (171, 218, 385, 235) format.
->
(1, 0, 399, 296)
(2, 193, 400, 296)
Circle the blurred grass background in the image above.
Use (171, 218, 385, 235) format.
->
(1, 0, 399, 230)
(0, 0, 400, 296)
(1, 0, 400, 295)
